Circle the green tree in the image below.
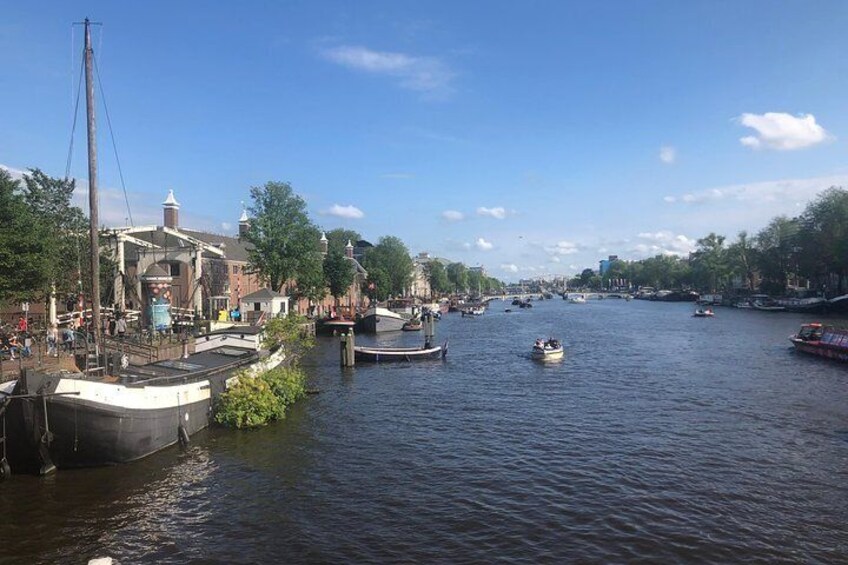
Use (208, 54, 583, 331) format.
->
(21, 169, 88, 300)
(292, 252, 326, 304)
(467, 269, 483, 296)
(324, 250, 355, 305)
(425, 261, 450, 296)
(243, 181, 322, 294)
(690, 232, 727, 292)
(727, 231, 758, 291)
(756, 216, 799, 295)
(446, 262, 468, 293)
(325, 228, 361, 256)
(363, 236, 413, 297)
(797, 187, 848, 294)
(364, 266, 391, 301)
(0, 169, 49, 301)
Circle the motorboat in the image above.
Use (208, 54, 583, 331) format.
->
(461, 306, 486, 317)
(569, 294, 587, 304)
(693, 308, 715, 317)
(531, 338, 564, 360)
(402, 318, 422, 331)
(789, 323, 848, 362)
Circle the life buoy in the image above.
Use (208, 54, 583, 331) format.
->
(178, 425, 190, 448)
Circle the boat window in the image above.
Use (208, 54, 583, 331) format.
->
(214, 347, 251, 357)
(156, 360, 204, 371)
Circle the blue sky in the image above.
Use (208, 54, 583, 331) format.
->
(3, 1, 848, 280)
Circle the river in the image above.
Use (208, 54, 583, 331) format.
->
(2, 298, 847, 563)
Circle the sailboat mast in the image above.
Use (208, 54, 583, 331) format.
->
(84, 17, 101, 351)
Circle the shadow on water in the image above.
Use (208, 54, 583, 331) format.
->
(3, 298, 848, 563)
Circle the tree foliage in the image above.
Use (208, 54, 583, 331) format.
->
(425, 261, 450, 296)
(325, 228, 361, 255)
(324, 250, 355, 302)
(363, 236, 413, 298)
(244, 181, 322, 294)
(263, 314, 315, 363)
(0, 169, 49, 301)
(446, 262, 468, 293)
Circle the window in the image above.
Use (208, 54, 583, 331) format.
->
(254, 302, 261, 311)
(169, 263, 181, 276)
(233, 265, 239, 274)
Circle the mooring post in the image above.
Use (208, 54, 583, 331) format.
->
(340, 330, 355, 367)
(346, 329, 355, 367)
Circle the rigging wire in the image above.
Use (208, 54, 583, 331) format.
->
(92, 51, 134, 226)
(64, 52, 85, 181)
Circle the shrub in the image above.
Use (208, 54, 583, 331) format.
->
(214, 373, 285, 429)
(260, 366, 307, 406)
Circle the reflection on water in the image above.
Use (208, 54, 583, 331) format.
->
(2, 299, 848, 563)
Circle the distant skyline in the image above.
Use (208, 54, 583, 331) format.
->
(3, 1, 848, 280)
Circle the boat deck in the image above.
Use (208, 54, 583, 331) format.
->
(117, 347, 258, 386)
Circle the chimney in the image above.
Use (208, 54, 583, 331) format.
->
(163, 189, 180, 229)
(345, 239, 354, 259)
(319, 232, 328, 255)
(238, 203, 250, 238)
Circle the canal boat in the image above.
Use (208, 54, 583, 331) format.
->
(358, 306, 408, 333)
(531, 338, 563, 360)
(353, 342, 447, 362)
(751, 295, 785, 312)
(0, 23, 288, 478)
(789, 323, 848, 362)
(3, 326, 285, 475)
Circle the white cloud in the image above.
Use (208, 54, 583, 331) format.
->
(441, 209, 465, 221)
(738, 112, 830, 150)
(663, 174, 848, 207)
(475, 237, 493, 251)
(324, 204, 364, 219)
(221, 222, 232, 232)
(545, 240, 579, 255)
(549, 256, 561, 263)
(631, 231, 696, 258)
(501, 263, 519, 273)
(321, 45, 454, 97)
(476, 206, 507, 219)
(659, 145, 676, 164)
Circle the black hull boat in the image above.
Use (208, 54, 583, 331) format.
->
(353, 342, 447, 363)
(358, 307, 408, 333)
(1, 328, 285, 475)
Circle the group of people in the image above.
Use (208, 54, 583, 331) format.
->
(1, 316, 34, 360)
(533, 337, 561, 350)
(217, 307, 241, 322)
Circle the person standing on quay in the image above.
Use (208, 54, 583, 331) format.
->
(115, 315, 127, 340)
(17, 316, 27, 333)
(47, 324, 58, 357)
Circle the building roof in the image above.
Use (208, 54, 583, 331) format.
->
(240, 288, 287, 302)
(163, 189, 180, 208)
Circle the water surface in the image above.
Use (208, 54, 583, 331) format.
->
(2, 299, 847, 563)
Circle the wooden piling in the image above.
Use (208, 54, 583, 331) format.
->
(340, 330, 355, 367)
